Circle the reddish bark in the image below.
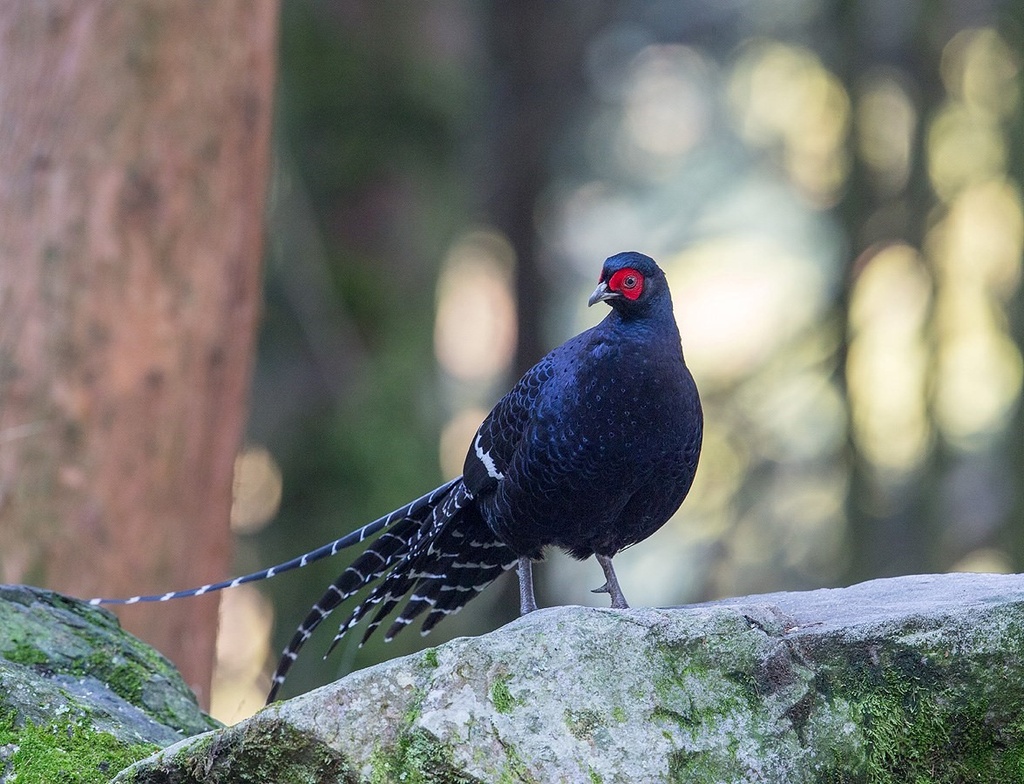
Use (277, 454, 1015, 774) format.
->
(0, 1, 278, 705)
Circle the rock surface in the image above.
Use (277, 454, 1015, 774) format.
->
(115, 572, 1024, 783)
(0, 584, 219, 783)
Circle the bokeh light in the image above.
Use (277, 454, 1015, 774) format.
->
(728, 41, 850, 205)
(666, 238, 830, 386)
(855, 70, 916, 196)
(847, 243, 932, 474)
(434, 230, 517, 383)
(619, 44, 714, 167)
(210, 585, 273, 724)
(229, 446, 283, 535)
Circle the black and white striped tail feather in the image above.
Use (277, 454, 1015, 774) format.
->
(85, 478, 460, 607)
(324, 483, 475, 648)
(266, 481, 518, 702)
(274, 504, 443, 669)
(379, 554, 515, 643)
(365, 524, 519, 642)
(266, 480, 472, 701)
(325, 484, 512, 648)
(331, 486, 477, 646)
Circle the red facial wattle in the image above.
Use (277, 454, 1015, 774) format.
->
(606, 267, 644, 301)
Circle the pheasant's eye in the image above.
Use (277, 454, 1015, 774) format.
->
(608, 268, 644, 301)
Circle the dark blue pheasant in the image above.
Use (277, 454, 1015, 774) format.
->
(90, 251, 702, 702)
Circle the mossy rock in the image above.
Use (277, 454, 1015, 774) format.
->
(116, 573, 1024, 782)
(0, 584, 220, 784)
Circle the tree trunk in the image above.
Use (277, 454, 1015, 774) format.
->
(0, 1, 277, 706)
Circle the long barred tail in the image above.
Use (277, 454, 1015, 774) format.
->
(266, 479, 517, 702)
(86, 478, 461, 606)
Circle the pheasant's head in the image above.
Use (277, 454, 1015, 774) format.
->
(588, 251, 670, 317)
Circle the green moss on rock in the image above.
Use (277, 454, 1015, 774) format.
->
(814, 636, 1024, 783)
(118, 718, 356, 784)
(369, 727, 480, 784)
(1, 639, 49, 668)
(0, 712, 160, 784)
(1, 583, 224, 784)
(0, 585, 218, 738)
(490, 674, 519, 714)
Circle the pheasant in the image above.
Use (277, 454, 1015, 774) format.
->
(90, 251, 703, 701)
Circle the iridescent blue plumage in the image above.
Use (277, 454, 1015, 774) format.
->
(88, 251, 702, 702)
(470, 252, 702, 564)
(465, 251, 702, 612)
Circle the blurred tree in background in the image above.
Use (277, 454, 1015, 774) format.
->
(0, 2, 276, 705)
(75, 1, 1014, 719)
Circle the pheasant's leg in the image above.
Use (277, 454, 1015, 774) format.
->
(592, 554, 629, 609)
(517, 556, 538, 614)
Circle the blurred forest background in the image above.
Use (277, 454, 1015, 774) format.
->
(2, 0, 1022, 725)
(212, 0, 1024, 719)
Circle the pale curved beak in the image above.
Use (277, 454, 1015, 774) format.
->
(588, 281, 616, 307)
